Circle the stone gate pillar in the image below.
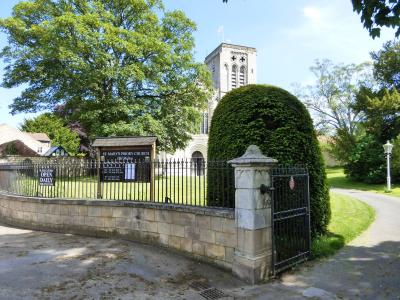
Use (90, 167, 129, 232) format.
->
(229, 145, 277, 284)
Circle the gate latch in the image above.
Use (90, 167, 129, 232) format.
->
(260, 184, 270, 194)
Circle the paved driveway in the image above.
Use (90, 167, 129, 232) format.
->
(0, 189, 399, 299)
(0, 224, 245, 300)
(242, 189, 400, 299)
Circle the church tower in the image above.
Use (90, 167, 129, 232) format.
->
(199, 43, 257, 135)
(162, 43, 257, 161)
(205, 43, 257, 100)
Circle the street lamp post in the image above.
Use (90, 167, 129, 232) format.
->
(383, 141, 393, 192)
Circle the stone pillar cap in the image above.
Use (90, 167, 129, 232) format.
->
(228, 145, 278, 166)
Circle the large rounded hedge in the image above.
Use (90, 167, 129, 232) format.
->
(208, 84, 330, 236)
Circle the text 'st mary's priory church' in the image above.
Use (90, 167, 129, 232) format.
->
(160, 43, 257, 161)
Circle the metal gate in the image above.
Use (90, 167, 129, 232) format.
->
(271, 166, 311, 275)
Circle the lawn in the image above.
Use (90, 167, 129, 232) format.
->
(5, 174, 221, 207)
(312, 191, 375, 258)
(326, 167, 400, 197)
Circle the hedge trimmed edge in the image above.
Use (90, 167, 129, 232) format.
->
(207, 84, 330, 236)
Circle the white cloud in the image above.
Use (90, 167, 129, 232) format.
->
(303, 6, 322, 23)
(258, 1, 396, 90)
(283, 2, 396, 65)
(285, 5, 330, 42)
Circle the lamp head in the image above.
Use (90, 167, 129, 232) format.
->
(383, 141, 393, 154)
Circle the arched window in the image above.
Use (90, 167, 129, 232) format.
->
(231, 64, 238, 89)
(239, 66, 246, 86)
(192, 151, 204, 176)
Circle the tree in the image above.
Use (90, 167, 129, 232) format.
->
(21, 113, 80, 155)
(345, 133, 387, 183)
(208, 84, 330, 236)
(0, 0, 212, 153)
(354, 87, 400, 141)
(344, 39, 400, 183)
(371, 40, 400, 89)
(345, 86, 400, 183)
(391, 133, 400, 176)
(54, 104, 92, 154)
(352, 0, 400, 39)
(296, 59, 374, 162)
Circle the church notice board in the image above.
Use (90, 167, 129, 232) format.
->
(92, 136, 157, 183)
(100, 149, 151, 182)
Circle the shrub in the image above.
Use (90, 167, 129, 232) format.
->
(392, 134, 400, 181)
(207, 84, 330, 236)
(345, 134, 400, 183)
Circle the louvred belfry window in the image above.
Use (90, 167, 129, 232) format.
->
(239, 65, 246, 86)
(231, 65, 238, 88)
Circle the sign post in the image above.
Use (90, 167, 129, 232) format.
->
(96, 151, 102, 199)
(150, 145, 155, 202)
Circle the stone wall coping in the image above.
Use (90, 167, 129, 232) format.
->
(228, 145, 278, 166)
(0, 192, 234, 218)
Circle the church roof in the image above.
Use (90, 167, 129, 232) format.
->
(205, 43, 257, 62)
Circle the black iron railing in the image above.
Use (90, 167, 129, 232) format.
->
(271, 165, 311, 274)
(0, 159, 234, 208)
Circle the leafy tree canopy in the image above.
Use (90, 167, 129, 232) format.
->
(352, 0, 400, 39)
(0, 0, 212, 152)
(345, 89, 400, 183)
(298, 59, 373, 135)
(21, 113, 80, 155)
(295, 59, 374, 163)
(354, 87, 400, 142)
(371, 40, 400, 89)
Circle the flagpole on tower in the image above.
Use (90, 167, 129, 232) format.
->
(217, 25, 225, 43)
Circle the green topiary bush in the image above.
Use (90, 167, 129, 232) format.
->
(344, 134, 387, 183)
(207, 84, 330, 236)
(345, 134, 400, 184)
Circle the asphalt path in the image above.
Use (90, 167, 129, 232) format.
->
(245, 189, 400, 299)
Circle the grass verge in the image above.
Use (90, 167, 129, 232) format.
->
(326, 167, 400, 197)
(312, 191, 375, 258)
(11, 175, 210, 205)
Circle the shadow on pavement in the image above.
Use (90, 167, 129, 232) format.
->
(0, 221, 399, 299)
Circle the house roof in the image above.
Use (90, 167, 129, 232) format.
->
(26, 133, 51, 142)
(92, 136, 158, 148)
(0, 124, 44, 154)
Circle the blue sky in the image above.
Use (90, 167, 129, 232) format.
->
(0, 0, 396, 127)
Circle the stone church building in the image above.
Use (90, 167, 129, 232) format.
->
(161, 43, 257, 161)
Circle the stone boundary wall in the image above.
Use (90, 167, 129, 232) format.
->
(0, 193, 236, 270)
(0, 145, 277, 284)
